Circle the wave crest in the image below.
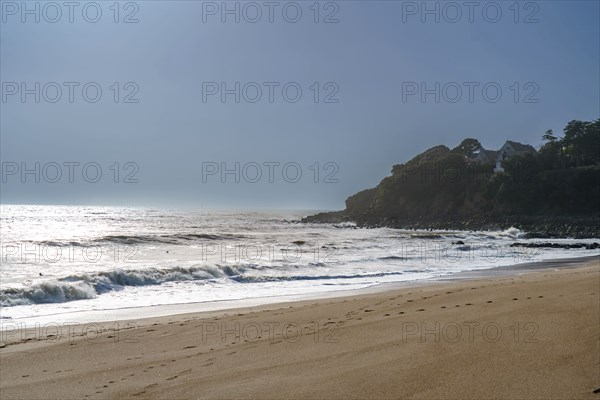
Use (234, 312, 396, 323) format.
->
(0, 264, 249, 307)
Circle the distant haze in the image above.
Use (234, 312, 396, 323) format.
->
(1, 1, 598, 209)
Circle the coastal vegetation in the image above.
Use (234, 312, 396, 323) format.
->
(304, 119, 600, 237)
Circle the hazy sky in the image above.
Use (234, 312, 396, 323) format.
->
(1, 0, 599, 209)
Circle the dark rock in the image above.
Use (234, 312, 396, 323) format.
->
(510, 242, 600, 250)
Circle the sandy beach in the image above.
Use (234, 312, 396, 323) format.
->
(1, 257, 598, 399)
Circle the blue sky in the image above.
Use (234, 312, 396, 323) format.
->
(1, 0, 599, 209)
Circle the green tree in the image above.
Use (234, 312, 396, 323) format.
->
(542, 129, 558, 143)
(452, 138, 483, 159)
(562, 119, 600, 166)
(540, 128, 565, 168)
(563, 120, 589, 166)
(539, 141, 561, 169)
(580, 119, 600, 165)
(500, 153, 544, 212)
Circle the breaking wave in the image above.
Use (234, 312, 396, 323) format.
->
(0, 264, 415, 307)
(0, 264, 248, 307)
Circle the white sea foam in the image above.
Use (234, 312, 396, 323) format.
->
(0, 205, 598, 323)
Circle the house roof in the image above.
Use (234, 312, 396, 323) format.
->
(476, 149, 499, 160)
(505, 140, 537, 153)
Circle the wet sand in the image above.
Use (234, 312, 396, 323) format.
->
(1, 257, 598, 399)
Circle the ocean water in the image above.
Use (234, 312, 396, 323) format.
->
(1, 205, 598, 325)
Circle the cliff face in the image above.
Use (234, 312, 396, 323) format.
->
(303, 144, 600, 238)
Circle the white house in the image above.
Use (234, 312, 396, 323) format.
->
(472, 141, 537, 173)
(494, 141, 537, 173)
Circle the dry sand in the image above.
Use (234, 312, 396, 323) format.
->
(1, 258, 599, 399)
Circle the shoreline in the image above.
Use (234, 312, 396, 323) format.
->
(1, 257, 598, 399)
(302, 212, 600, 239)
(2, 255, 598, 329)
